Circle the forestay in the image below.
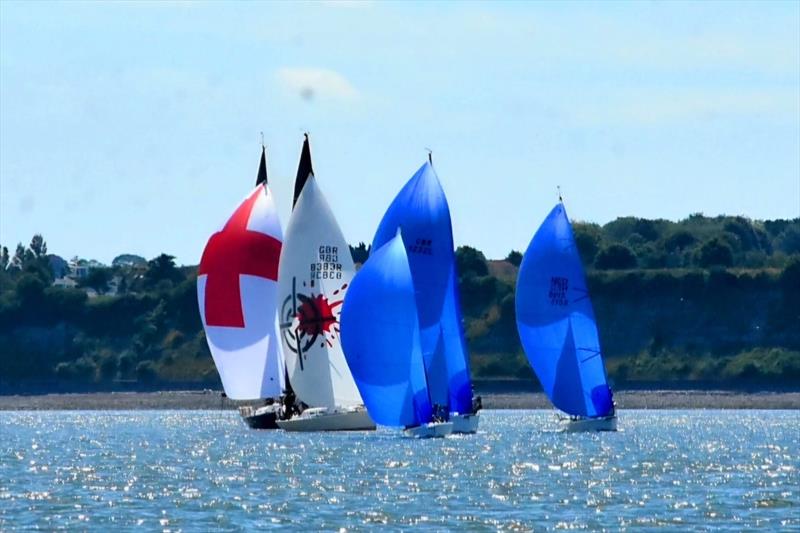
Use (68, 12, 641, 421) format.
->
(515, 203, 613, 418)
(278, 176, 363, 410)
(340, 234, 433, 427)
(371, 161, 472, 415)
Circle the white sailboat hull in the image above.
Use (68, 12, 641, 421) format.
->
(450, 412, 480, 434)
(276, 407, 375, 432)
(560, 414, 617, 433)
(404, 421, 453, 439)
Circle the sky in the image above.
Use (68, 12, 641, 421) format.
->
(1, 1, 798, 265)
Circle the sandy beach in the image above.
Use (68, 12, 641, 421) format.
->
(0, 389, 798, 411)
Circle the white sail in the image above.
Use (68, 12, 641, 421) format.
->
(197, 183, 286, 400)
(278, 176, 363, 409)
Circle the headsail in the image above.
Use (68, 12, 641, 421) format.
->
(278, 157, 363, 410)
(293, 134, 314, 207)
(255, 145, 268, 186)
(371, 161, 472, 414)
(340, 234, 433, 427)
(515, 203, 613, 417)
(197, 152, 285, 400)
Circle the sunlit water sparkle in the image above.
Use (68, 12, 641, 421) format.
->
(1, 410, 797, 530)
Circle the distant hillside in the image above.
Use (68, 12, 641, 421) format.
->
(1, 213, 799, 391)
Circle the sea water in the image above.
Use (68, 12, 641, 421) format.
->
(1, 410, 797, 531)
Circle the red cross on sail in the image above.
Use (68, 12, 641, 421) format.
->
(199, 186, 282, 327)
(197, 182, 286, 400)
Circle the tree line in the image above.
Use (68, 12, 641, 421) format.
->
(1, 213, 798, 389)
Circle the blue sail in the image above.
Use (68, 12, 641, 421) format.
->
(371, 161, 472, 414)
(515, 203, 613, 418)
(440, 262, 473, 414)
(340, 234, 433, 427)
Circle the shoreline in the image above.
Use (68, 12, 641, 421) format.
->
(0, 389, 798, 411)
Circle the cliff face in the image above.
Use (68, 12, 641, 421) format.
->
(463, 264, 800, 382)
(590, 269, 799, 358)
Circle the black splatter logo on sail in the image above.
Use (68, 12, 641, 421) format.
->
(280, 277, 346, 371)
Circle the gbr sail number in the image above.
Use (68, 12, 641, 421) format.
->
(310, 245, 343, 281)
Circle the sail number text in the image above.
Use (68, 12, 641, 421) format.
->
(311, 245, 343, 281)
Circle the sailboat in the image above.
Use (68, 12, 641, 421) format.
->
(197, 145, 286, 429)
(515, 200, 617, 432)
(341, 232, 453, 438)
(371, 158, 479, 433)
(275, 135, 374, 431)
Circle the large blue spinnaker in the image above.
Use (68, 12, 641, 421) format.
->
(515, 203, 613, 418)
(340, 234, 433, 427)
(371, 161, 472, 414)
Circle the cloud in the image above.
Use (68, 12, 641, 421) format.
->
(276, 67, 358, 102)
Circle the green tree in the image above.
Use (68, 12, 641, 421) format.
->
(0, 246, 9, 270)
(112, 254, 146, 267)
(11, 243, 25, 270)
(780, 258, 800, 299)
(144, 254, 182, 288)
(81, 268, 112, 294)
(16, 273, 46, 303)
(136, 360, 158, 383)
(29, 234, 47, 258)
(505, 250, 523, 267)
(572, 222, 603, 266)
(696, 238, 733, 268)
(664, 230, 696, 252)
(595, 244, 637, 270)
(777, 226, 800, 255)
(55, 357, 97, 381)
(456, 246, 488, 277)
(98, 354, 118, 381)
(349, 242, 370, 264)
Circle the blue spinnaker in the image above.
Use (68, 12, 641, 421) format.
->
(340, 234, 433, 427)
(440, 262, 473, 414)
(515, 203, 613, 418)
(371, 161, 472, 414)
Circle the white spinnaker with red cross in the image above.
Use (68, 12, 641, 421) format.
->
(197, 183, 285, 400)
(278, 176, 363, 410)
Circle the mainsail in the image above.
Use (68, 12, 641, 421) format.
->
(515, 203, 613, 418)
(371, 161, 472, 414)
(278, 136, 363, 410)
(197, 147, 286, 400)
(340, 234, 433, 427)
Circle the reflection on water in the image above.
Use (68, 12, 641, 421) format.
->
(0, 410, 797, 530)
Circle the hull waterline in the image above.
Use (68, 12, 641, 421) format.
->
(276, 408, 375, 432)
(404, 421, 453, 439)
(560, 414, 617, 433)
(238, 404, 281, 430)
(451, 412, 480, 434)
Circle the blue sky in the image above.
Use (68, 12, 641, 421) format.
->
(1, 1, 798, 265)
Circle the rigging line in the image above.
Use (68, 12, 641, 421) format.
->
(294, 325, 305, 371)
(579, 350, 602, 364)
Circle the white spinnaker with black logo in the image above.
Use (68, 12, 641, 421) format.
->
(278, 176, 363, 409)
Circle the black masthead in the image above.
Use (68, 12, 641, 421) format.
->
(256, 133, 268, 186)
(292, 133, 314, 208)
